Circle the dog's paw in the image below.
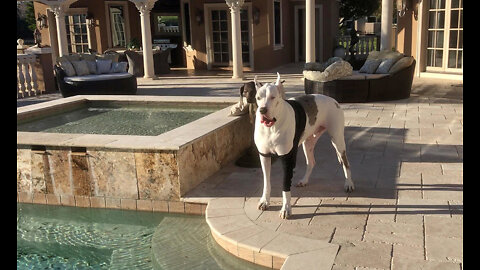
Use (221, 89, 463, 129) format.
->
(257, 200, 270, 211)
(344, 180, 355, 193)
(279, 208, 291, 219)
(295, 181, 308, 188)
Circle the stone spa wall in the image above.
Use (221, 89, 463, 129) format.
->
(17, 96, 252, 211)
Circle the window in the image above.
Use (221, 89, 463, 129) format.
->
(109, 5, 126, 47)
(426, 0, 462, 71)
(65, 13, 89, 54)
(273, 0, 282, 48)
(153, 14, 180, 35)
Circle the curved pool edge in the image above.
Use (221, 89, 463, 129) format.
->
(205, 197, 340, 270)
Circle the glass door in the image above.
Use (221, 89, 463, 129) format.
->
(211, 9, 230, 66)
(65, 14, 89, 54)
(426, 0, 463, 72)
(209, 7, 250, 67)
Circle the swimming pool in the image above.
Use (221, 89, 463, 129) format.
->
(17, 203, 267, 270)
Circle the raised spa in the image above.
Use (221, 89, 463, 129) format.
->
(17, 95, 252, 202)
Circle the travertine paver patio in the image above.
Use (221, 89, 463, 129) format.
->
(17, 64, 463, 269)
(179, 68, 463, 270)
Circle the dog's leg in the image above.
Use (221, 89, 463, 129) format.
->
(280, 191, 291, 219)
(257, 155, 271, 210)
(279, 150, 297, 219)
(330, 134, 354, 193)
(296, 128, 325, 187)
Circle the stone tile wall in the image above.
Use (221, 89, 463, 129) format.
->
(17, 115, 252, 211)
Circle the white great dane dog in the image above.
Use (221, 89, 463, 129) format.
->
(254, 73, 354, 219)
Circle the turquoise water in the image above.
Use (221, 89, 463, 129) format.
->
(17, 203, 267, 270)
(17, 104, 227, 136)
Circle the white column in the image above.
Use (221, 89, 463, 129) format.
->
(305, 0, 315, 63)
(133, 0, 157, 79)
(226, 0, 244, 79)
(381, 0, 393, 51)
(51, 5, 69, 57)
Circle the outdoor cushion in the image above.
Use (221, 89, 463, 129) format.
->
(70, 60, 90, 76)
(321, 57, 343, 70)
(58, 60, 76, 77)
(359, 59, 382, 73)
(389, 56, 414, 74)
(64, 72, 133, 83)
(303, 60, 353, 82)
(96, 54, 119, 63)
(85, 60, 97, 74)
(367, 50, 403, 61)
(337, 71, 367, 80)
(304, 62, 324, 71)
(78, 53, 96, 62)
(56, 54, 81, 63)
(304, 57, 343, 72)
(96, 59, 112, 74)
(363, 73, 390, 80)
(375, 58, 398, 74)
(110, 62, 128, 73)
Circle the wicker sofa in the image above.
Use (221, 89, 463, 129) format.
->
(304, 51, 416, 102)
(53, 53, 137, 98)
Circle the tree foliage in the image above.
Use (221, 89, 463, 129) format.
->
(339, 0, 380, 27)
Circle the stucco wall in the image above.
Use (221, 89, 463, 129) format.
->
(33, 0, 338, 71)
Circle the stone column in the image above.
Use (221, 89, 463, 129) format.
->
(51, 5, 69, 57)
(381, 0, 393, 51)
(306, 0, 315, 63)
(132, 0, 157, 79)
(226, 0, 244, 79)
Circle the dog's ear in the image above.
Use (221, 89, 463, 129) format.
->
(274, 73, 286, 99)
(253, 76, 263, 89)
(275, 72, 281, 86)
(240, 85, 245, 96)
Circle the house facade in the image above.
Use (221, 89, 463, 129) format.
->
(33, 0, 339, 73)
(394, 0, 463, 80)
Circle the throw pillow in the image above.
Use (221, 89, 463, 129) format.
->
(71, 60, 90, 76)
(375, 58, 398, 74)
(110, 62, 128, 73)
(359, 59, 382, 74)
(85, 60, 97, 74)
(96, 59, 112, 74)
(389, 56, 414, 74)
(58, 60, 76, 77)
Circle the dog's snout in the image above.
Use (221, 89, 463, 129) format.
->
(259, 107, 268, 114)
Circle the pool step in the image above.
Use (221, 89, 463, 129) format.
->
(151, 215, 265, 269)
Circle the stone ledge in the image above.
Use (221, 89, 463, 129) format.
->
(205, 197, 340, 270)
(17, 193, 207, 215)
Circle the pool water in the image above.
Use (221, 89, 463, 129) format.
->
(17, 104, 227, 136)
(17, 203, 266, 270)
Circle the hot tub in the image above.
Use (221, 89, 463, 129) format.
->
(17, 95, 252, 204)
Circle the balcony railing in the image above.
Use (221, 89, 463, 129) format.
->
(337, 34, 380, 59)
(17, 54, 41, 99)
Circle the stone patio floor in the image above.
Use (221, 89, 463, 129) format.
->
(17, 63, 463, 269)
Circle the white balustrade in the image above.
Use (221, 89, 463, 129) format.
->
(337, 35, 380, 58)
(17, 54, 40, 98)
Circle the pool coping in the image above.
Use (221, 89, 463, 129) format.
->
(17, 95, 240, 151)
(205, 197, 340, 270)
